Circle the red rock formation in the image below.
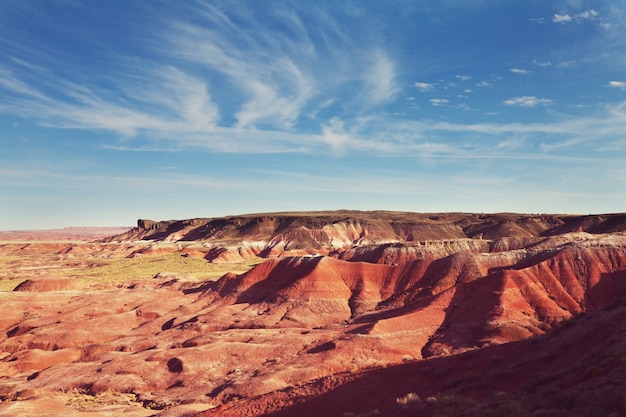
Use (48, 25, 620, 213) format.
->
(203, 296, 626, 417)
(1, 212, 626, 417)
(13, 277, 78, 292)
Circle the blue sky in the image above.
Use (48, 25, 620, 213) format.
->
(1, 1, 626, 229)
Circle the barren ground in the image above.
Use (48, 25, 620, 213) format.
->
(0, 213, 625, 416)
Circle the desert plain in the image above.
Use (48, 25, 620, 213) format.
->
(0, 211, 625, 417)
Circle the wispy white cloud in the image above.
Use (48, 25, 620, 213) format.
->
(0, 67, 50, 100)
(165, 15, 315, 129)
(455, 103, 474, 111)
(557, 60, 576, 68)
(608, 81, 626, 89)
(1, 3, 625, 162)
(234, 76, 309, 130)
(162, 3, 398, 128)
(533, 60, 552, 67)
(4, 48, 626, 161)
(578, 10, 599, 20)
(153, 66, 219, 130)
(320, 117, 351, 153)
(553, 13, 574, 23)
(0, 3, 405, 154)
(0, 63, 221, 138)
(552, 9, 599, 24)
(393, 100, 626, 155)
(430, 98, 449, 106)
(496, 136, 526, 149)
(510, 68, 530, 75)
(359, 50, 399, 107)
(0, 168, 242, 192)
(415, 82, 436, 92)
(503, 96, 553, 107)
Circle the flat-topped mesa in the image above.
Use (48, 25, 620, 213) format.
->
(137, 219, 158, 230)
(105, 212, 626, 253)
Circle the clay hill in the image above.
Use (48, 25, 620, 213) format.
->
(0, 211, 625, 416)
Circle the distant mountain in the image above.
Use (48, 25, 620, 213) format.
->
(0, 227, 131, 241)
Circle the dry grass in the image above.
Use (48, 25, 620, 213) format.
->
(0, 242, 264, 291)
(67, 254, 263, 286)
(0, 255, 22, 264)
(0, 256, 25, 290)
(0, 279, 28, 292)
(59, 389, 154, 415)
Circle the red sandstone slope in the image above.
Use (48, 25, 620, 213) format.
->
(205, 297, 626, 417)
(194, 236, 626, 359)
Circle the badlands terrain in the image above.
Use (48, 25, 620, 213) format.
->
(0, 211, 625, 417)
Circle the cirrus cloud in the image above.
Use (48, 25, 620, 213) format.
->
(415, 82, 436, 92)
(503, 96, 553, 107)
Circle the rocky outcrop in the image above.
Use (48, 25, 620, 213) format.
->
(109, 212, 626, 244)
(13, 277, 78, 292)
(104, 212, 626, 266)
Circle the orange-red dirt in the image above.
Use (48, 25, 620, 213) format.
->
(1, 212, 625, 416)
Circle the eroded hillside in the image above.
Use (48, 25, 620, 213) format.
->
(0, 212, 625, 416)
